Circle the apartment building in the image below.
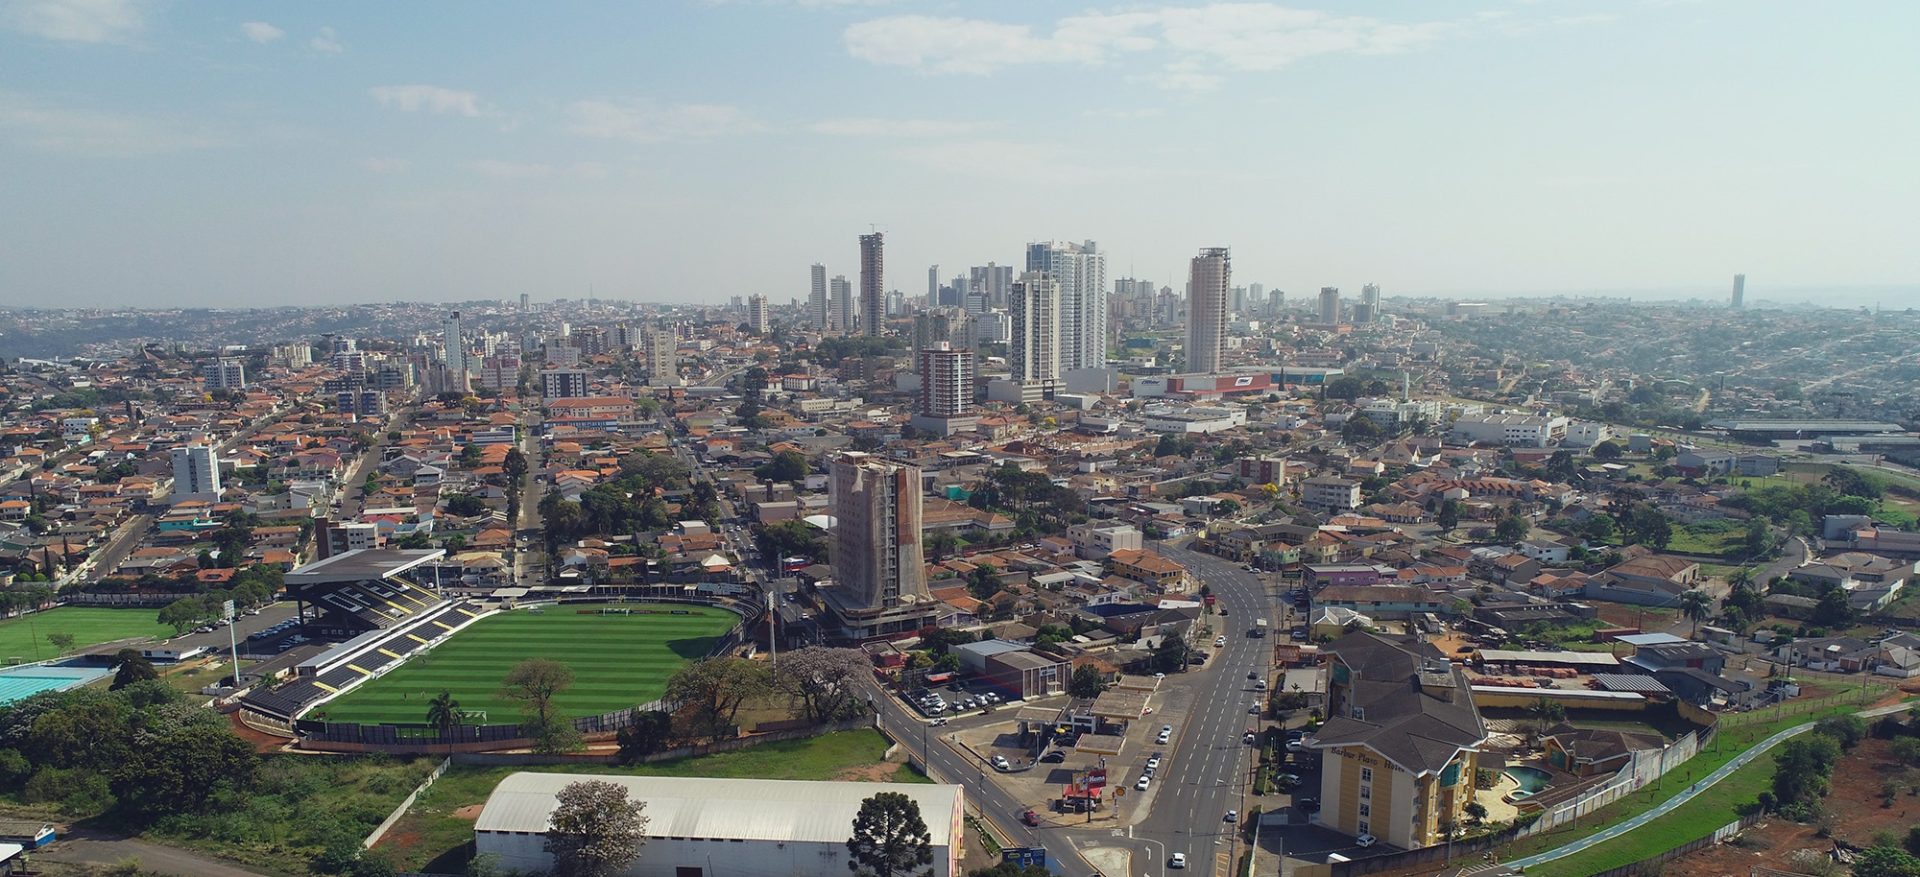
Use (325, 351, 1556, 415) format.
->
(1302, 476, 1362, 512)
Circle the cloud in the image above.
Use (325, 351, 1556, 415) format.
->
(567, 99, 763, 144)
(1, 0, 144, 44)
(239, 21, 284, 43)
(369, 85, 481, 117)
(360, 157, 408, 174)
(309, 25, 342, 54)
(844, 3, 1462, 85)
(0, 90, 222, 156)
(808, 117, 999, 138)
(469, 159, 554, 179)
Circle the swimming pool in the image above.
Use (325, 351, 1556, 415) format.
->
(0, 663, 110, 706)
(1506, 766, 1553, 797)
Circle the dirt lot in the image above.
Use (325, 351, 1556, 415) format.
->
(1666, 736, 1920, 877)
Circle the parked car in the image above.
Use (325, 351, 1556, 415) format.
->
(1355, 834, 1377, 848)
(1243, 732, 1256, 744)
(1295, 797, 1320, 813)
(992, 756, 1011, 771)
(1214, 636, 1226, 647)
(1146, 756, 1162, 770)
(1135, 775, 1151, 790)
(1040, 750, 1066, 763)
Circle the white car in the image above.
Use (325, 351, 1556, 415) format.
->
(1355, 834, 1377, 848)
(1135, 775, 1151, 791)
(1169, 852, 1187, 869)
(1156, 731, 1171, 745)
(992, 756, 1011, 771)
(1146, 756, 1162, 770)
(1214, 636, 1226, 647)
(1225, 810, 1238, 823)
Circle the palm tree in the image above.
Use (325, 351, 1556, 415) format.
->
(1679, 589, 1712, 638)
(426, 690, 462, 755)
(1728, 566, 1756, 591)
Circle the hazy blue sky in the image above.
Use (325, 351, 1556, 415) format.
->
(0, 0, 1913, 308)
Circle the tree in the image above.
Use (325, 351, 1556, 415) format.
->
(1152, 632, 1190, 674)
(46, 632, 75, 655)
(1743, 517, 1774, 557)
(1436, 500, 1461, 533)
(157, 596, 207, 635)
(1068, 664, 1107, 699)
(504, 447, 530, 480)
(1544, 450, 1578, 483)
(545, 779, 648, 877)
(110, 649, 158, 690)
(1463, 801, 1489, 825)
(1495, 514, 1529, 544)
(1813, 587, 1855, 628)
(1771, 733, 1842, 806)
(1592, 440, 1624, 460)
(1679, 589, 1712, 638)
(966, 563, 1001, 601)
(772, 647, 872, 724)
(1813, 715, 1868, 750)
(755, 450, 810, 484)
(502, 658, 580, 754)
(1851, 846, 1920, 877)
(615, 710, 676, 763)
(665, 656, 768, 738)
(444, 493, 488, 517)
(426, 691, 463, 749)
(846, 791, 934, 877)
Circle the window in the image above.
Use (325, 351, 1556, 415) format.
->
(1360, 784, 1371, 800)
(1358, 820, 1370, 835)
(1360, 767, 1373, 783)
(1358, 803, 1371, 817)
(1353, 706, 1366, 720)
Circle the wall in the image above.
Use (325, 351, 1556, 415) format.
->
(363, 757, 449, 849)
(476, 833, 954, 877)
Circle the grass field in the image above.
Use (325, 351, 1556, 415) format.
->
(379, 728, 923, 872)
(0, 606, 171, 663)
(310, 604, 737, 725)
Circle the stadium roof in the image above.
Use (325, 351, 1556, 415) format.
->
(288, 549, 444, 585)
(475, 773, 962, 845)
(1706, 418, 1905, 434)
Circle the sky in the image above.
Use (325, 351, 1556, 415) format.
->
(0, 0, 1914, 309)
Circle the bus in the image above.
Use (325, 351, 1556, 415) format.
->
(1252, 618, 1270, 637)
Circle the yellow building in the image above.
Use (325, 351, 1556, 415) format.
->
(1307, 632, 1488, 849)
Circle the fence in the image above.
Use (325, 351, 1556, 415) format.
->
(1571, 814, 1763, 877)
(1516, 724, 1713, 839)
(362, 757, 450, 849)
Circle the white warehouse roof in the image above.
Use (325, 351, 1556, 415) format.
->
(476, 773, 963, 847)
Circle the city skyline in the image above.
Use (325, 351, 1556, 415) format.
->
(0, 0, 1915, 309)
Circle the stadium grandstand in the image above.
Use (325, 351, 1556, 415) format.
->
(241, 549, 489, 723)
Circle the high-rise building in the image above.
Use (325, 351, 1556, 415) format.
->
(828, 452, 928, 625)
(809, 264, 829, 330)
(203, 357, 247, 391)
(917, 342, 974, 419)
(912, 311, 952, 357)
(1268, 288, 1284, 315)
(1186, 248, 1231, 374)
(645, 328, 679, 386)
(970, 263, 1014, 309)
(1318, 287, 1342, 325)
(1361, 283, 1380, 321)
(1009, 272, 1061, 383)
(540, 368, 589, 400)
(859, 232, 884, 337)
(830, 275, 853, 334)
(927, 264, 939, 306)
(747, 294, 770, 335)
(171, 444, 221, 501)
(442, 311, 471, 393)
(1731, 273, 1746, 309)
(1026, 240, 1107, 372)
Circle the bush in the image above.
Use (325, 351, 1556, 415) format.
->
(1814, 715, 1868, 749)
(0, 748, 29, 787)
(1891, 737, 1920, 767)
(24, 767, 116, 816)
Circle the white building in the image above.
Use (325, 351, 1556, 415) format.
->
(204, 357, 247, 391)
(170, 444, 221, 501)
(1186, 247, 1230, 374)
(1142, 405, 1246, 434)
(1355, 397, 1442, 427)
(1302, 476, 1362, 512)
(475, 773, 963, 877)
(1026, 240, 1107, 373)
(1317, 287, 1341, 325)
(747, 294, 770, 335)
(1562, 420, 1613, 449)
(1009, 271, 1060, 383)
(830, 275, 853, 334)
(1448, 413, 1570, 448)
(645, 329, 679, 387)
(809, 264, 829, 330)
(1069, 522, 1143, 560)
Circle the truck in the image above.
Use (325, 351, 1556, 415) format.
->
(1252, 618, 1270, 637)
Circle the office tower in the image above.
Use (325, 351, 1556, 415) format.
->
(964, 288, 990, 316)
(1361, 283, 1381, 321)
(1731, 274, 1746, 308)
(971, 263, 1014, 309)
(748, 294, 770, 335)
(886, 289, 905, 317)
(171, 444, 221, 500)
(541, 368, 589, 400)
(917, 342, 974, 419)
(859, 232, 884, 336)
(809, 264, 829, 330)
(520, 293, 530, 312)
(830, 275, 853, 334)
(1026, 240, 1107, 372)
(829, 452, 927, 613)
(1318, 287, 1342, 325)
(1250, 283, 1264, 305)
(1268, 288, 1284, 315)
(1231, 286, 1248, 315)
(730, 295, 744, 311)
(203, 357, 246, 391)
(645, 328, 679, 386)
(1186, 248, 1231, 374)
(1009, 272, 1061, 383)
(928, 264, 939, 306)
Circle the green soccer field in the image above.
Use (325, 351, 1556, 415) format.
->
(0, 607, 173, 664)
(309, 604, 738, 726)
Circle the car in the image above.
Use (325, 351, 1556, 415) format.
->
(1225, 810, 1238, 823)
(1286, 729, 1306, 741)
(1161, 725, 1173, 735)
(1278, 773, 1301, 784)
(1135, 776, 1151, 791)
(1169, 853, 1187, 869)
(1286, 739, 1306, 752)
(1243, 732, 1256, 744)
(1040, 750, 1066, 763)
(992, 756, 1011, 771)
(1355, 834, 1377, 848)
(930, 718, 948, 727)
(1255, 679, 1267, 690)
(1295, 797, 1320, 813)
(1156, 731, 1171, 744)
(1146, 756, 1162, 770)
(1248, 671, 1259, 680)
(1021, 809, 1041, 827)
(1249, 704, 1261, 714)
(1214, 636, 1226, 647)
